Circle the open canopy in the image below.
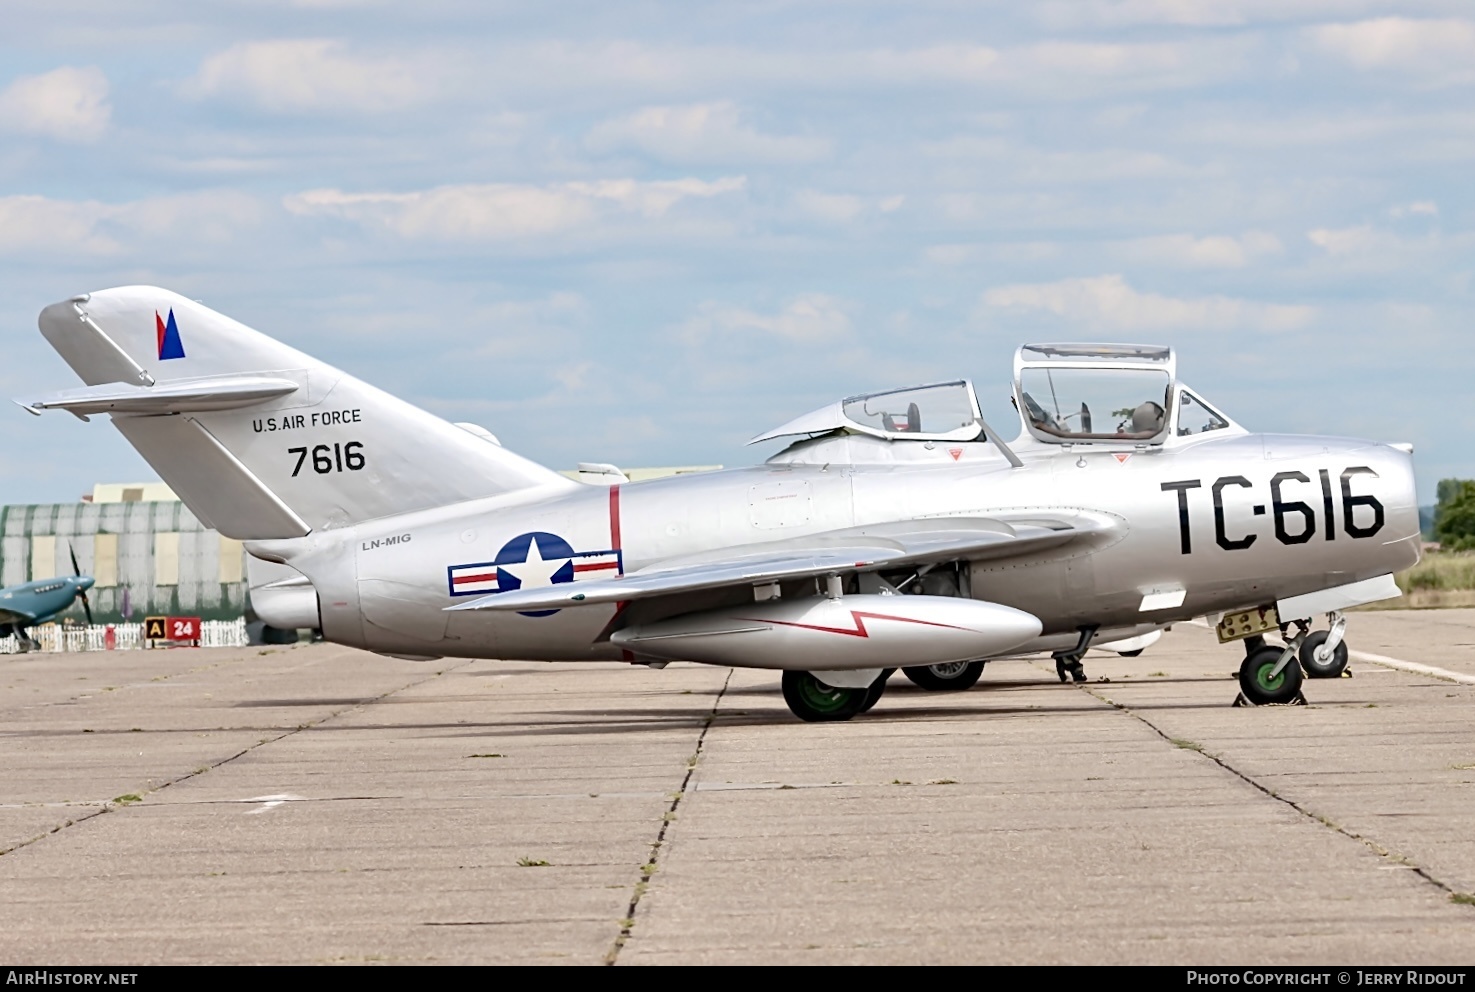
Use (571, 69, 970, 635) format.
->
(1012, 342, 1239, 445)
(751, 380, 988, 444)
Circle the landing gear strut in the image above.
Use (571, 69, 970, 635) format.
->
(1053, 625, 1097, 683)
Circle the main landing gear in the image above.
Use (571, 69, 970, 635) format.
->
(2, 623, 40, 653)
(902, 660, 986, 691)
(782, 669, 892, 723)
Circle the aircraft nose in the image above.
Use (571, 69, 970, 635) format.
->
(78, 577, 95, 592)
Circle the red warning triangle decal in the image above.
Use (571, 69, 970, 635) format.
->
(948, 448, 963, 461)
(1113, 452, 1131, 464)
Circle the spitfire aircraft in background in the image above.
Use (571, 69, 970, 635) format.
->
(0, 546, 95, 651)
(20, 288, 1418, 719)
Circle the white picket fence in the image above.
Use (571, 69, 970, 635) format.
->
(0, 618, 248, 654)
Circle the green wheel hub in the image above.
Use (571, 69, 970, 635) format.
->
(798, 675, 855, 714)
(1253, 661, 1285, 693)
(782, 670, 869, 722)
(1238, 644, 1304, 706)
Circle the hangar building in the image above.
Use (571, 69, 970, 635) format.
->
(0, 466, 723, 627)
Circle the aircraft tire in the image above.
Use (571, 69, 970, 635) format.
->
(1299, 631, 1349, 679)
(1238, 646, 1304, 705)
(782, 670, 869, 722)
(902, 660, 985, 691)
(858, 670, 894, 713)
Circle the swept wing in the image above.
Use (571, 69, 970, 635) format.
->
(447, 512, 1119, 613)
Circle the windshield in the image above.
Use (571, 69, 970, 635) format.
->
(1018, 367, 1172, 442)
(1176, 389, 1230, 436)
(841, 381, 981, 439)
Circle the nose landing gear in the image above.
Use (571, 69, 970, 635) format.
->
(1235, 631, 1308, 707)
(1299, 611, 1350, 679)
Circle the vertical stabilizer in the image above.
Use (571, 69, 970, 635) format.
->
(36, 287, 575, 538)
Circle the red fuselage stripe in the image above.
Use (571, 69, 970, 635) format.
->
(732, 611, 970, 639)
(609, 484, 622, 551)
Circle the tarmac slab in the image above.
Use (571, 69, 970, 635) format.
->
(1, 611, 1473, 965)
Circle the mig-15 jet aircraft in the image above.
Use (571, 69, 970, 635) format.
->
(20, 288, 1418, 720)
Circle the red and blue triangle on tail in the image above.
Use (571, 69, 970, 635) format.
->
(155, 309, 186, 360)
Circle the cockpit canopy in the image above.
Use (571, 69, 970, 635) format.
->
(751, 342, 1240, 452)
(751, 379, 986, 444)
(1014, 342, 1181, 445)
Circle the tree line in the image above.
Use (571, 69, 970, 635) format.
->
(1434, 479, 1475, 552)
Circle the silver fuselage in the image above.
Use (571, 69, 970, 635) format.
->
(268, 428, 1420, 664)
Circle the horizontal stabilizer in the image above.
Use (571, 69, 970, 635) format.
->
(17, 374, 300, 420)
(113, 415, 310, 540)
(448, 513, 1115, 613)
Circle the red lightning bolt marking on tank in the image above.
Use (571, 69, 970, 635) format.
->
(734, 611, 970, 638)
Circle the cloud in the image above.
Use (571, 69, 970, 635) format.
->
(679, 295, 852, 343)
(1038, 0, 1400, 29)
(0, 66, 110, 141)
(192, 39, 435, 113)
(1389, 200, 1439, 219)
(1307, 225, 1377, 255)
(922, 136, 1197, 184)
(790, 190, 905, 224)
(979, 274, 1315, 332)
(1310, 18, 1475, 82)
(283, 177, 745, 241)
(461, 37, 1247, 104)
(586, 102, 828, 164)
(1117, 231, 1284, 269)
(0, 191, 261, 258)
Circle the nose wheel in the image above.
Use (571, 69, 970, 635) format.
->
(1234, 628, 1308, 706)
(1299, 612, 1350, 679)
(1237, 644, 1305, 705)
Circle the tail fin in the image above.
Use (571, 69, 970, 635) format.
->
(32, 286, 574, 539)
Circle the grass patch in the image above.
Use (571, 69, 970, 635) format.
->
(515, 857, 550, 867)
(1170, 739, 1204, 752)
(927, 779, 958, 786)
(890, 779, 913, 786)
(1450, 893, 1475, 905)
(1148, 671, 1168, 677)
(112, 794, 142, 805)
(1357, 552, 1475, 609)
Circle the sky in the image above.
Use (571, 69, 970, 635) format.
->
(1, 1, 1471, 505)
